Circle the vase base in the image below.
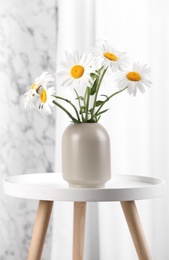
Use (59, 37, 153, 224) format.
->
(65, 180, 106, 188)
(69, 184, 105, 188)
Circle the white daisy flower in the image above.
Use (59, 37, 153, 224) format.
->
(56, 51, 95, 89)
(116, 63, 152, 96)
(24, 83, 38, 109)
(35, 71, 54, 89)
(24, 72, 55, 109)
(37, 86, 55, 115)
(93, 40, 129, 72)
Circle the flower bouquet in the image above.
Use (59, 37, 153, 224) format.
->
(24, 40, 151, 123)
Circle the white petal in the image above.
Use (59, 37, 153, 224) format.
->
(137, 82, 145, 93)
(65, 51, 76, 65)
(116, 78, 128, 90)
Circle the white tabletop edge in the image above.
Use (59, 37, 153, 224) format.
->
(3, 173, 165, 202)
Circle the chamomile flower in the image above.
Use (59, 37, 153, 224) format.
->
(116, 63, 152, 96)
(24, 72, 55, 109)
(93, 40, 128, 72)
(37, 86, 55, 115)
(56, 51, 95, 89)
(24, 84, 37, 109)
(24, 40, 152, 122)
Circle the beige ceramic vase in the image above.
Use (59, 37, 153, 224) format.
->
(62, 123, 111, 188)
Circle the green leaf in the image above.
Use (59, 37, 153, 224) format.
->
(89, 108, 94, 114)
(80, 106, 86, 114)
(96, 66, 104, 74)
(90, 77, 99, 95)
(90, 72, 98, 79)
(76, 96, 84, 101)
(87, 118, 97, 123)
(100, 94, 109, 99)
(96, 116, 101, 122)
(96, 108, 109, 116)
(95, 100, 104, 106)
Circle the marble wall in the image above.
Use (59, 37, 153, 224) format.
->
(0, 0, 58, 259)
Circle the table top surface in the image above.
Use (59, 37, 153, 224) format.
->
(3, 173, 165, 202)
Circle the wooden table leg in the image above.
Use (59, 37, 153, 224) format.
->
(72, 202, 86, 260)
(120, 201, 152, 260)
(28, 200, 53, 260)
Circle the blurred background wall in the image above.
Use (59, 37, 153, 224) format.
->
(0, 0, 57, 259)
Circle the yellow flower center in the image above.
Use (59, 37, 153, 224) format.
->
(103, 52, 118, 61)
(31, 83, 36, 89)
(70, 65, 84, 79)
(127, 71, 141, 81)
(40, 89, 47, 103)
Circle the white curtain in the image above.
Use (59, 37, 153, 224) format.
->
(52, 0, 169, 259)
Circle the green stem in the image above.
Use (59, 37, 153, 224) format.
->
(84, 87, 90, 122)
(95, 87, 128, 116)
(73, 89, 85, 122)
(52, 100, 79, 123)
(92, 67, 108, 117)
(52, 95, 80, 122)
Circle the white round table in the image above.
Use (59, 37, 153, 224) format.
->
(3, 173, 165, 260)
